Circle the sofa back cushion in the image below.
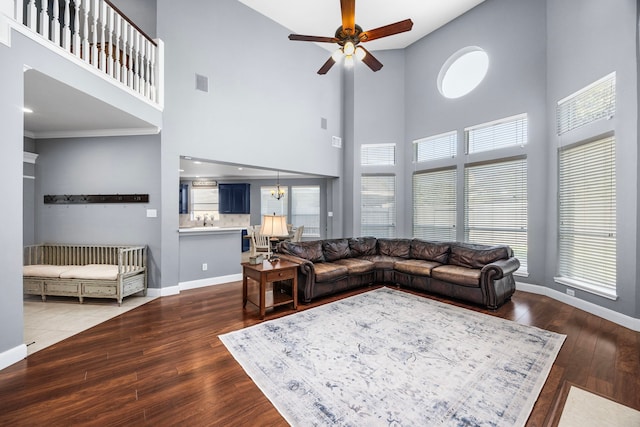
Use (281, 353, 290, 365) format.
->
(279, 241, 325, 263)
(348, 237, 378, 257)
(322, 239, 351, 262)
(449, 243, 510, 269)
(410, 240, 450, 264)
(377, 239, 411, 258)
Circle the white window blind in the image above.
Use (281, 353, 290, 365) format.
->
(191, 187, 219, 218)
(466, 114, 528, 154)
(413, 169, 457, 241)
(414, 131, 457, 162)
(464, 158, 528, 273)
(361, 143, 396, 166)
(558, 136, 616, 293)
(291, 186, 320, 237)
(361, 175, 396, 238)
(557, 72, 616, 136)
(260, 186, 288, 219)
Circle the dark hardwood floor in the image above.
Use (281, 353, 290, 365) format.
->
(1, 283, 638, 426)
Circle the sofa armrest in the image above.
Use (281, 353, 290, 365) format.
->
(481, 257, 520, 279)
(276, 254, 316, 303)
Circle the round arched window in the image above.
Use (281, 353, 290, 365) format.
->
(437, 46, 489, 99)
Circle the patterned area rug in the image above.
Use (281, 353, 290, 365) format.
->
(220, 287, 565, 426)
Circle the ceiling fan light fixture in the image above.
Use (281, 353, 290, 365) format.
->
(355, 46, 366, 61)
(343, 41, 356, 56)
(344, 55, 354, 67)
(332, 48, 344, 62)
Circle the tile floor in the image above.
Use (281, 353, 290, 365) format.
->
(23, 294, 156, 355)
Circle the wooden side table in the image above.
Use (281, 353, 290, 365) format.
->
(242, 260, 298, 319)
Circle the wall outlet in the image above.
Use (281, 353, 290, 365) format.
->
(202, 263, 208, 271)
(566, 288, 575, 297)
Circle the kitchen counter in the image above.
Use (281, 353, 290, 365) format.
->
(178, 226, 246, 235)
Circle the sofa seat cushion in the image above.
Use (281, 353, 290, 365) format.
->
(313, 263, 349, 282)
(59, 264, 119, 281)
(333, 258, 375, 274)
(431, 265, 481, 287)
(23, 264, 72, 278)
(394, 259, 442, 276)
(358, 255, 404, 270)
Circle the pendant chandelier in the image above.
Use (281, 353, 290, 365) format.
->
(271, 171, 286, 200)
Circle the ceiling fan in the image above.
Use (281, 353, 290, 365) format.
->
(288, 0, 413, 75)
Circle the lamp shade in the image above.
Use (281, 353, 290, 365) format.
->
(260, 215, 288, 237)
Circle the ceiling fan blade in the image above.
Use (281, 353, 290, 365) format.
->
(317, 56, 336, 75)
(289, 34, 339, 43)
(340, 0, 356, 35)
(359, 46, 383, 72)
(359, 19, 413, 43)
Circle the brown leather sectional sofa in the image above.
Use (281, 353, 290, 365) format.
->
(277, 237, 520, 309)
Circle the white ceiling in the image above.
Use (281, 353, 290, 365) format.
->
(180, 157, 320, 180)
(238, 0, 486, 51)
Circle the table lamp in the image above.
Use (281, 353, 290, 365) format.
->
(260, 214, 288, 261)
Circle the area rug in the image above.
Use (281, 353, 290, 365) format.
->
(558, 386, 640, 427)
(219, 287, 565, 426)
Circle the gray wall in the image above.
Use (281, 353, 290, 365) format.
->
(157, 0, 345, 288)
(110, 0, 157, 39)
(35, 135, 162, 287)
(23, 137, 36, 246)
(545, 0, 638, 315)
(0, 38, 26, 360)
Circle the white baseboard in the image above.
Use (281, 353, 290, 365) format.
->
(0, 343, 27, 372)
(146, 285, 179, 298)
(179, 274, 242, 291)
(516, 282, 640, 332)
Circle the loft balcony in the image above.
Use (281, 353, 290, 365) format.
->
(3, 0, 163, 108)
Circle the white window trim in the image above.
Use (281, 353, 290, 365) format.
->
(554, 277, 618, 301)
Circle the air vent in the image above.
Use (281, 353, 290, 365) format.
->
(195, 74, 209, 92)
(321, 117, 328, 129)
(332, 136, 342, 148)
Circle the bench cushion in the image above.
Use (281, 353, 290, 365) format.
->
(59, 264, 119, 281)
(23, 265, 73, 278)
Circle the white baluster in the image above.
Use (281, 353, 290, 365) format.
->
(52, 0, 60, 44)
(39, 0, 49, 38)
(133, 31, 140, 91)
(149, 42, 156, 102)
(16, 0, 24, 25)
(126, 24, 134, 89)
(114, 14, 121, 82)
(120, 18, 128, 84)
(72, 0, 80, 56)
(27, 0, 37, 31)
(61, 0, 71, 51)
(90, 0, 98, 65)
(106, 6, 115, 77)
(98, 0, 106, 72)
(139, 37, 146, 95)
(81, 0, 90, 61)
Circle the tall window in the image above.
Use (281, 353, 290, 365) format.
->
(557, 136, 616, 295)
(261, 186, 287, 219)
(361, 175, 396, 238)
(414, 131, 457, 162)
(291, 186, 320, 237)
(361, 143, 396, 166)
(465, 158, 528, 273)
(413, 169, 456, 241)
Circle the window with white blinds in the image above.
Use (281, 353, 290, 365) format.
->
(557, 72, 616, 136)
(466, 114, 528, 154)
(361, 143, 396, 166)
(413, 169, 457, 241)
(464, 158, 528, 273)
(261, 186, 288, 219)
(414, 131, 457, 162)
(557, 136, 616, 295)
(361, 175, 396, 238)
(291, 186, 320, 237)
